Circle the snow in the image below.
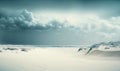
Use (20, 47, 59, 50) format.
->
(0, 45, 120, 71)
(78, 41, 120, 56)
(98, 45, 120, 51)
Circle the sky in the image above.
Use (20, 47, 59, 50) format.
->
(0, 0, 120, 45)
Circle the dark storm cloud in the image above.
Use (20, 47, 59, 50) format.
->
(0, 9, 120, 33)
(0, 9, 35, 30)
(0, 9, 64, 30)
(0, 9, 120, 43)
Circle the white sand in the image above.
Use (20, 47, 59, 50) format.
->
(0, 46, 120, 71)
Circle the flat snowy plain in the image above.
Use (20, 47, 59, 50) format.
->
(0, 45, 120, 71)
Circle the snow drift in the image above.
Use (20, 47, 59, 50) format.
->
(78, 41, 120, 57)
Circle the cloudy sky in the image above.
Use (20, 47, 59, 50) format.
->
(0, 0, 120, 45)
